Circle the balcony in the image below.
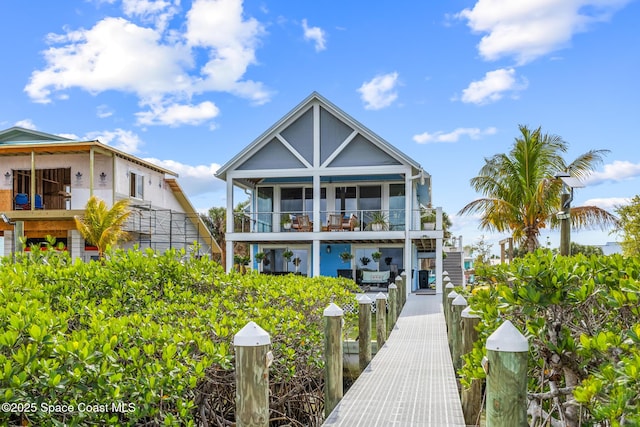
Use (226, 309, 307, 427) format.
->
(232, 208, 442, 234)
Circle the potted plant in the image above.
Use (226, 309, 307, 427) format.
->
(292, 256, 301, 273)
(371, 251, 382, 270)
(370, 211, 388, 231)
(281, 213, 292, 231)
(340, 251, 354, 263)
(282, 249, 293, 272)
(255, 251, 266, 272)
(421, 208, 436, 230)
(359, 256, 371, 267)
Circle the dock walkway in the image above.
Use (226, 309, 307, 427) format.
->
(323, 292, 466, 426)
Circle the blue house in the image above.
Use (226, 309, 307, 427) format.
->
(215, 93, 445, 293)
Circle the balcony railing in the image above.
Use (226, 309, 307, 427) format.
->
(232, 209, 441, 233)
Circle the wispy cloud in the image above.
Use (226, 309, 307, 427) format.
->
(136, 101, 220, 127)
(460, 68, 528, 105)
(584, 160, 640, 185)
(582, 197, 631, 211)
(144, 157, 223, 197)
(413, 127, 497, 144)
(302, 19, 326, 52)
(14, 119, 37, 130)
(24, 0, 270, 124)
(85, 129, 144, 154)
(357, 72, 399, 110)
(457, 0, 632, 65)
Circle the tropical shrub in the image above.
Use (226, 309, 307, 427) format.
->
(0, 246, 359, 426)
(459, 250, 640, 426)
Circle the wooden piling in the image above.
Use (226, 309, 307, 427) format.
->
(461, 306, 482, 426)
(234, 321, 272, 427)
(395, 276, 403, 315)
(443, 280, 453, 321)
(358, 295, 373, 372)
(485, 320, 529, 427)
(387, 283, 397, 335)
(375, 292, 387, 349)
(451, 295, 467, 371)
(446, 290, 458, 350)
(323, 303, 344, 417)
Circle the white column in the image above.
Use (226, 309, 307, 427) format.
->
(435, 236, 443, 294)
(313, 239, 320, 277)
(226, 177, 234, 272)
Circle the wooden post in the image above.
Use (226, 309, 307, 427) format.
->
(400, 271, 407, 308)
(443, 279, 453, 317)
(358, 295, 373, 372)
(461, 306, 482, 426)
(234, 321, 272, 427)
(446, 290, 459, 352)
(485, 320, 529, 427)
(375, 292, 387, 349)
(451, 295, 467, 371)
(394, 276, 403, 315)
(387, 283, 397, 335)
(324, 303, 344, 417)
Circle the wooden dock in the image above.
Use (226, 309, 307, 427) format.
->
(323, 292, 467, 426)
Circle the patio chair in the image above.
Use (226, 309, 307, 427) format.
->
(343, 214, 358, 231)
(327, 214, 343, 231)
(35, 194, 44, 209)
(14, 193, 29, 209)
(296, 214, 312, 231)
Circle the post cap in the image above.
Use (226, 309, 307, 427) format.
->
(358, 294, 373, 304)
(395, 276, 403, 283)
(400, 271, 407, 277)
(376, 292, 387, 301)
(486, 320, 528, 352)
(323, 302, 344, 317)
(442, 270, 449, 276)
(388, 283, 397, 290)
(452, 295, 468, 306)
(443, 276, 451, 282)
(234, 321, 271, 347)
(445, 282, 454, 289)
(461, 306, 481, 319)
(447, 290, 459, 299)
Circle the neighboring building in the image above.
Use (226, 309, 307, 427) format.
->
(215, 92, 448, 293)
(0, 127, 220, 261)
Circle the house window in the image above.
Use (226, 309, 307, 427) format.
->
(335, 186, 357, 216)
(389, 184, 405, 230)
(358, 185, 381, 226)
(130, 172, 144, 199)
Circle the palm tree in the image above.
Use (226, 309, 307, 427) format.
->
(459, 125, 618, 253)
(74, 195, 131, 259)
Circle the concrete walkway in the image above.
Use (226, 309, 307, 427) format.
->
(323, 292, 466, 427)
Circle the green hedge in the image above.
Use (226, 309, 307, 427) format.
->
(0, 247, 359, 426)
(460, 251, 640, 426)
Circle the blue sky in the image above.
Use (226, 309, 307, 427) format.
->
(1, 0, 639, 253)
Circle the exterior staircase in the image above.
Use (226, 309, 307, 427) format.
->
(443, 250, 465, 287)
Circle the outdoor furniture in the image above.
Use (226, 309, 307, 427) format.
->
(361, 270, 391, 287)
(295, 214, 312, 231)
(327, 214, 343, 231)
(14, 193, 29, 209)
(343, 214, 358, 231)
(35, 194, 44, 209)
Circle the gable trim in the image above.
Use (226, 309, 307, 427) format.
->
(320, 129, 358, 168)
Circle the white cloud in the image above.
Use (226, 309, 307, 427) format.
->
(413, 126, 497, 144)
(136, 101, 220, 126)
(357, 72, 399, 110)
(457, 0, 632, 65)
(85, 129, 144, 154)
(302, 19, 327, 52)
(584, 160, 640, 185)
(14, 119, 37, 130)
(582, 197, 631, 211)
(96, 105, 113, 118)
(460, 68, 528, 105)
(144, 157, 224, 197)
(24, 0, 271, 119)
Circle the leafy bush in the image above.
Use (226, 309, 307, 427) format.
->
(459, 250, 640, 426)
(0, 246, 359, 426)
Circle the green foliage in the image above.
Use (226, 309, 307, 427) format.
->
(74, 195, 132, 258)
(458, 125, 615, 253)
(0, 248, 359, 425)
(615, 195, 640, 257)
(460, 251, 640, 425)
